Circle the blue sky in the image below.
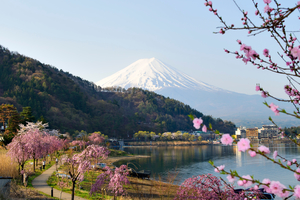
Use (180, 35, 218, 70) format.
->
(0, 0, 298, 98)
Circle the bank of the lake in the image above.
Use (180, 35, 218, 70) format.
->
(126, 140, 209, 146)
(127, 138, 296, 147)
(105, 155, 150, 166)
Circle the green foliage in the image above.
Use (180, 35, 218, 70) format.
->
(0, 45, 236, 137)
(108, 149, 128, 157)
(20, 106, 35, 125)
(284, 126, 300, 138)
(2, 132, 14, 145)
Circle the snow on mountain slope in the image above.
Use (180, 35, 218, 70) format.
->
(96, 58, 297, 127)
(97, 57, 226, 92)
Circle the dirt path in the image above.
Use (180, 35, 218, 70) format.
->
(32, 164, 87, 200)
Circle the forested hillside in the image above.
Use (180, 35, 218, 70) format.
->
(0, 45, 236, 136)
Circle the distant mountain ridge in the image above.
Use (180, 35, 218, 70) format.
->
(97, 58, 297, 128)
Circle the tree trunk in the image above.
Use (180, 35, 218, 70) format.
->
(71, 180, 76, 200)
(33, 158, 35, 172)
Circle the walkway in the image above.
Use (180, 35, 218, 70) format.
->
(32, 164, 88, 200)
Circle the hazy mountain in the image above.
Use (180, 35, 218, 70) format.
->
(97, 58, 297, 128)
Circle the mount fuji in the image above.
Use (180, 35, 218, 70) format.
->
(97, 58, 296, 127)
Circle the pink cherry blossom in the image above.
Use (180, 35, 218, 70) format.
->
(176, 174, 244, 199)
(91, 165, 130, 197)
(264, 5, 272, 13)
(291, 46, 300, 59)
(220, 134, 233, 145)
(248, 49, 259, 60)
(262, 178, 272, 193)
(263, 49, 269, 57)
(269, 181, 285, 196)
(258, 145, 270, 154)
(237, 180, 244, 186)
(240, 44, 246, 51)
(294, 185, 300, 199)
(253, 185, 259, 190)
(193, 118, 203, 129)
(88, 132, 105, 145)
(269, 103, 280, 116)
(263, 0, 271, 4)
(202, 125, 207, 132)
(248, 150, 256, 157)
(273, 150, 278, 159)
(261, 91, 268, 98)
(214, 165, 225, 173)
(293, 159, 297, 163)
(255, 85, 260, 91)
(279, 189, 290, 198)
(237, 138, 250, 152)
(294, 168, 300, 181)
(241, 175, 253, 188)
(227, 174, 236, 183)
(255, 10, 259, 15)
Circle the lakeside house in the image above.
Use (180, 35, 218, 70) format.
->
(258, 125, 279, 139)
(190, 131, 218, 140)
(235, 126, 246, 139)
(235, 125, 280, 140)
(246, 128, 259, 139)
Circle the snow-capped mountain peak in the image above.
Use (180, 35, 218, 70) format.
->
(96, 58, 222, 92)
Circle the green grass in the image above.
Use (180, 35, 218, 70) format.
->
(108, 149, 129, 157)
(47, 169, 113, 200)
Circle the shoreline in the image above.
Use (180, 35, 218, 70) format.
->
(105, 155, 150, 167)
(126, 140, 209, 146)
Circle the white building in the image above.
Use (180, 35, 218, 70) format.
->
(235, 126, 246, 139)
(258, 125, 279, 139)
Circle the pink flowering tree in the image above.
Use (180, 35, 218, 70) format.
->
(88, 132, 105, 145)
(62, 144, 110, 200)
(90, 165, 130, 200)
(7, 133, 30, 173)
(57, 178, 68, 200)
(197, 0, 300, 198)
(70, 140, 87, 151)
(174, 173, 260, 199)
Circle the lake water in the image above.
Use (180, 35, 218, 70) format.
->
(115, 143, 300, 190)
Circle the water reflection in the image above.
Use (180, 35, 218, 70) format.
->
(114, 143, 300, 188)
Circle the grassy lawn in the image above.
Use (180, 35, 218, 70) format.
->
(108, 148, 130, 157)
(47, 158, 179, 200)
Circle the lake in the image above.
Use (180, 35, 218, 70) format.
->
(114, 143, 300, 189)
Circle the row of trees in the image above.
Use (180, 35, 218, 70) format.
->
(5, 121, 129, 200)
(7, 122, 67, 173)
(133, 130, 202, 141)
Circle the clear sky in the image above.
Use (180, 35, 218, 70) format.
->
(0, 0, 298, 98)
